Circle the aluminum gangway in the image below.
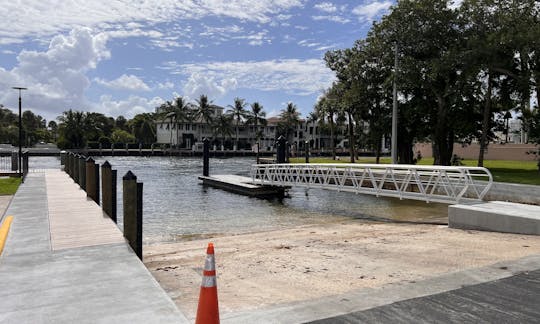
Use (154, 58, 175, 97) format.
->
(250, 163, 493, 204)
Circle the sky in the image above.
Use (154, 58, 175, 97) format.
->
(0, 1, 397, 123)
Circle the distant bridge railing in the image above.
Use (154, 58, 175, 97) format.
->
(250, 163, 493, 204)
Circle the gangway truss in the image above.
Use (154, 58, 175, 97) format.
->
(250, 163, 493, 204)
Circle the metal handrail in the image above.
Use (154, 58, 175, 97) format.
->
(250, 163, 493, 204)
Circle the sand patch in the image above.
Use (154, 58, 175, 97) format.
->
(144, 221, 540, 319)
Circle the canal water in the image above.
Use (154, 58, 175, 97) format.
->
(30, 156, 448, 244)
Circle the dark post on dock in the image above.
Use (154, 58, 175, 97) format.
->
(123, 171, 143, 260)
(78, 155, 86, 190)
(69, 153, 74, 178)
(101, 161, 117, 223)
(73, 154, 80, 184)
(276, 136, 287, 163)
(203, 137, 210, 176)
(85, 157, 100, 204)
(305, 140, 310, 163)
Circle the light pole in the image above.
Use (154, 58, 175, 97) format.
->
(391, 43, 399, 164)
(12, 87, 27, 181)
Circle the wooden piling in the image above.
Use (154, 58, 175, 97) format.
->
(85, 157, 100, 204)
(123, 171, 143, 260)
(79, 155, 86, 190)
(73, 154, 80, 184)
(101, 161, 117, 222)
(305, 140, 310, 163)
(203, 138, 210, 176)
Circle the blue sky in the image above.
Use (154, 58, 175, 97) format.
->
(0, 1, 396, 122)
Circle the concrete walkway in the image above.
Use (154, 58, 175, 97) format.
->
(0, 171, 188, 323)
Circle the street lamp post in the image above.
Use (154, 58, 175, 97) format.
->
(391, 43, 399, 164)
(12, 87, 27, 181)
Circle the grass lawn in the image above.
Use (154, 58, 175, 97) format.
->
(0, 177, 21, 195)
(289, 157, 540, 185)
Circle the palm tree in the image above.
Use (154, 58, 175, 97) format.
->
(57, 109, 87, 149)
(213, 114, 234, 149)
(246, 102, 267, 145)
(315, 93, 337, 160)
(194, 95, 214, 142)
(306, 111, 319, 149)
(279, 102, 300, 143)
(129, 113, 156, 145)
(227, 97, 248, 150)
(172, 96, 192, 147)
(158, 101, 175, 146)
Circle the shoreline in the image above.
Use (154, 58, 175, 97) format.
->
(144, 221, 540, 320)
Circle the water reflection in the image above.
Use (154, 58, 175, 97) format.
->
(30, 156, 448, 244)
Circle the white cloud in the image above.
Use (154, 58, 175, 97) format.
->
(200, 24, 244, 37)
(314, 2, 338, 13)
(312, 15, 350, 24)
(98, 95, 165, 118)
(298, 39, 321, 48)
(182, 73, 238, 99)
(233, 31, 271, 46)
(0, 28, 109, 120)
(95, 74, 151, 91)
(157, 81, 175, 90)
(164, 59, 335, 96)
(0, 0, 304, 44)
(352, 1, 392, 21)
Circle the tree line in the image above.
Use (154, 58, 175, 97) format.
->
(0, 93, 308, 150)
(318, 0, 540, 165)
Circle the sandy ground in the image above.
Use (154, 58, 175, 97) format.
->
(144, 221, 540, 319)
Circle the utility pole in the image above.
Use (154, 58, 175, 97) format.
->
(12, 87, 27, 181)
(391, 43, 398, 164)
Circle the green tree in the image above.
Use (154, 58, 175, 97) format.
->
(278, 102, 300, 143)
(57, 110, 87, 149)
(212, 113, 234, 149)
(158, 100, 175, 145)
(314, 92, 338, 160)
(171, 96, 192, 146)
(227, 97, 248, 149)
(115, 115, 129, 131)
(48, 120, 58, 141)
(111, 129, 135, 144)
(194, 95, 214, 142)
(129, 113, 156, 145)
(84, 112, 114, 142)
(369, 0, 467, 165)
(246, 102, 267, 146)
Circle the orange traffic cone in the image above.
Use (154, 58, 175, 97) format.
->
(195, 243, 220, 324)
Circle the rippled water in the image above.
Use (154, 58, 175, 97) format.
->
(30, 156, 448, 244)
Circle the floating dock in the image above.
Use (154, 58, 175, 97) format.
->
(198, 174, 285, 197)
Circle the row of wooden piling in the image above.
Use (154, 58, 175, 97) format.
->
(63, 152, 143, 260)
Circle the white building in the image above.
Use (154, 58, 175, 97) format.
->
(155, 106, 341, 152)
